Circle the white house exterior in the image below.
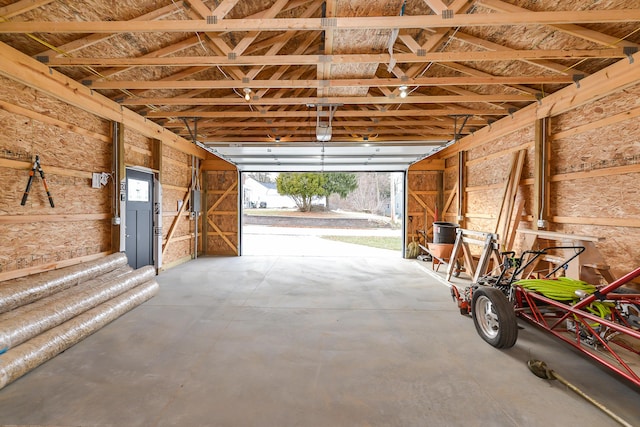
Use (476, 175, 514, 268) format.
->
(243, 177, 297, 209)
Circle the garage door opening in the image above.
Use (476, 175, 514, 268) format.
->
(240, 171, 405, 257)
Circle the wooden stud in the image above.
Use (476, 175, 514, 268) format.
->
(533, 118, 550, 230)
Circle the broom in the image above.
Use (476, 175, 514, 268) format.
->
(406, 216, 420, 258)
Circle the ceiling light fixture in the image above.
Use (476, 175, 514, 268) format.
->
(399, 85, 408, 98)
(243, 88, 251, 101)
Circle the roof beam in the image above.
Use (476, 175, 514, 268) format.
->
(3, 10, 639, 33)
(44, 48, 627, 67)
(121, 94, 535, 106)
(164, 118, 485, 129)
(318, 0, 337, 98)
(89, 75, 572, 90)
(148, 108, 506, 119)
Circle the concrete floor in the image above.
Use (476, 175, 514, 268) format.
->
(0, 232, 638, 426)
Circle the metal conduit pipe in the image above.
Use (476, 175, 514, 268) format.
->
(0, 266, 153, 352)
(0, 280, 159, 390)
(0, 253, 128, 314)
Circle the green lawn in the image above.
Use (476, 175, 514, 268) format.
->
(320, 235, 402, 251)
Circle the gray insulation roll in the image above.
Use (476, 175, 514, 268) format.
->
(0, 265, 133, 322)
(0, 266, 154, 352)
(0, 253, 128, 314)
(0, 280, 158, 390)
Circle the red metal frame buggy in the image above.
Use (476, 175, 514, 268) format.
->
(450, 247, 640, 387)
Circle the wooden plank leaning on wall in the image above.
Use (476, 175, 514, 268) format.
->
(410, 52, 640, 277)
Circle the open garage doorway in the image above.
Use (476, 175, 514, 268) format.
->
(240, 171, 405, 257)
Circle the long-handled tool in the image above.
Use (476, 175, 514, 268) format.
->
(21, 155, 54, 208)
(527, 359, 633, 427)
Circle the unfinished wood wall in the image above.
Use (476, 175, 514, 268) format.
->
(409, 80, 640, 278)
(203, 169, 238, 256)
(0, 76, 112, 280)
(547, 84, 640, 275)
(160, 144, 197, 268)
(407, 169, 440, 246)
(0, 74, 233, 280)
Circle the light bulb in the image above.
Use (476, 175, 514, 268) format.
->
(399, 85, 408, 98)
(243, 88, 251, 101)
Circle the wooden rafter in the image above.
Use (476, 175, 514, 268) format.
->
(3, 0, 631, 146)
(88, 75, 573, 90)
(42, 48, 628, 66)
(2, 10, 639, 33)
(147, 108, 507, 118)
(119, 93, 536, 106)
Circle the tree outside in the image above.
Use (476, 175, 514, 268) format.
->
(322, 172, 358, 210)
(276, 172, 326, 212)
(276, 172, 358, 212)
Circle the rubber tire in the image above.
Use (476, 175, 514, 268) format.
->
(472, 287, 518, 349)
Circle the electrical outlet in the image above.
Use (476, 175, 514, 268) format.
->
(91, 173, 101, 188)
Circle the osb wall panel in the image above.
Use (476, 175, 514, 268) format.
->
(551, 114, 640, 176)
(163, 158, 192, 189)
(205, 171, 238, 256)
(549, 132, 639, 273)
(464, 126, 534, 241)
(407, 172, 438, 244)
(124, 127, 152, 169)
(162, 187, 188, 214)
(543, 83, 640, 276)
(0, 220, 110, 274)
(0, 78, 112, 278)
(163, 143, 191, 167)
(466, 126, 534, 162)
(162, 214, 193, 263)
(164, 239, 192, 265)
(552, 84, 640, 133)
(159, 144, 195, 267)
(442, 154, 459, 222)
(0, 76, 107, 136)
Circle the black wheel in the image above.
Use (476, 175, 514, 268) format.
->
(471, 287, 518, 348)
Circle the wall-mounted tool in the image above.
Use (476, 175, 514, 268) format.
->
(20, 155, 54, 208)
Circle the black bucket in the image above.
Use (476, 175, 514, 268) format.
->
(432, 221, 459, 244)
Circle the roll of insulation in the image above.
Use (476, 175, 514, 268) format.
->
(0, 266, 153, 352)
(0, 253, 128, 314)
(0, 265, 132, 322)
(0, 279, 158, 390)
